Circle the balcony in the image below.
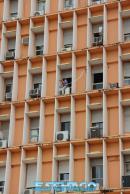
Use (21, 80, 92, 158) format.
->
(29, 88, 41, 98)
(124, 33, 130, 42)
(59, 78, 72, 95)
(89, 122, 103, 138)
(93, 33, 103, 46)
(5, 49, 15, 60)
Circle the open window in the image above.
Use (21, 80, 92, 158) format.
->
(58, 160, 69, 181)
(91, 158, 103, 186)
(30, 117, 39, 143)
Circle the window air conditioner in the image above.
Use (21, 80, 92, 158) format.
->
(0, 140, 7, 148)
(56, 131, 69, 141)
(22, 37, 29, 45)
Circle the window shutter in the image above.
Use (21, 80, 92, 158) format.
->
(59, 160, 69, 174)
(124, 107, 130, 131)
(0, 167, 5, 182)
(124, 19, 130, 34)
(30, 117, 39, 129)
(8, 38, 16, 50)
(10, 0, 18, 13)
(26, 163, 37, 188)
(63, 29, 73, 45)
(92, 110, 103, 123)
(124, 62, 130, 77)
(35, 34, 44, 46)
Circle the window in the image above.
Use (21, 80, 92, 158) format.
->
(64, 0, 73, 8)
(124, 155, 130, 176)
(0, 167, 5, 192)
(58, 160, 69, 181)
(26, 163, 37, 188)
(124, 107, 130, 132)
(124, 62, 130, 85)
(37, 0, 46, 11)
(91, 158, 103, 186)
(0, 121, 9, 140)
(30, 117, 39, 143)
(61, 114, 70, 132)
(123, 19, 130, 42)
(63, 29, 73, 47)
(10, 0, 18, 17)
(33, 75, 42, 90)
(8, 38, 16, 51)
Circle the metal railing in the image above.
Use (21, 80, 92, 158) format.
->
(93, 34, 103, 46)
(90, 122, 103, 138)
(93, 82, 103, 90)
(91, 0, 105, 5)
(124, 78, 130, 85)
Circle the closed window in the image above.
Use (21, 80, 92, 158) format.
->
(91, 158, 103, 186)
(124, 107, 130, 132)
(124, 155, 130, 176)
(26, 163, 37, 188)
(58, 160, 69, 181)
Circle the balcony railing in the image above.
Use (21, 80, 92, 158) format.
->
(124, 78, 130, 85)
(92, 178, 103, 187)
(5, 49, 15, 60)
(90, 122, 103, 138)
(93, 34, 103, 46)
(29, 88, 41, 98)
(93, 82, 103, 90)
(124, 33, 130, 42)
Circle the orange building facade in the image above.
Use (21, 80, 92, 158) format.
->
(0, 0, 130, 194)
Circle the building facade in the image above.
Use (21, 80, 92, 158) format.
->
(0, 0, 130, 194)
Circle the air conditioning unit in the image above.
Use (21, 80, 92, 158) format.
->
(5, 92, 12, 101)
(122, 176, 130, 187)
(0, 140, 7, 148)
(109, 83, 119, 89)
(22, 37, 29, 45)
(29, 88, 41, 98)
(56, 131, 69, 141)
(62, 44, 72, 52)
(90, 126, 101, 138)
(24, 189, 34, 194)
(5, 50, 15, 60)
(34, 10, 45, 16)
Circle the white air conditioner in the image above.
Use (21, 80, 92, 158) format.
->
(0, 140, 7, 148)
(22, 37, 29, 45)
(10, 12, 18, 20)
(56, 131, 69, 141)
(34, 10, 45, 16)
(24, 189, 34, 194)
